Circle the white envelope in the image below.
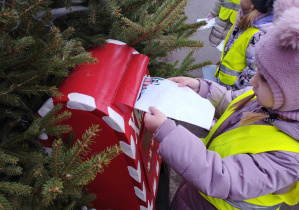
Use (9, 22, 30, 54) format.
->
(134, 77, 215, 130)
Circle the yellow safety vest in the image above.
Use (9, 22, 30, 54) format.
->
(214, 26, 259, 85)
(219, 0, 240, 24)
(200, 90, 299, 209)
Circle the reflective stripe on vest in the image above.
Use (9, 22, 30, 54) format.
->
(214, 26, 259, 85)
(218, 62, 240, 76)
(225, 199, 282, 210)
(199, 90, 299, 209)
(219, 0, 240, 24)
(222, 1, 241, 11)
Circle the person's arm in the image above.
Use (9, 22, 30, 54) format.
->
(154, 121, 299, 200)
(209, 0, 222, 17)
(199, 78, 252, 118)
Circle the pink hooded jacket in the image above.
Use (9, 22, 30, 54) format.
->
(154, 79, 299, 210)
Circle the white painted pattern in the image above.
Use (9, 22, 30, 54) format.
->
(134, 182, 146, 202)
(119, 136, 136, 159)
(106, 39, 127, 45)
(128, 161, 141, 183)
(153, 178, 157, 196)
(102, 107, 125, 133)
(148, 200, 153, 210)
(39, 133, 48, 140)
(38, 98, 54, 117)
(156, 160, 160, 176)
(81, 206, 96, 210)
(44, 147, 52, 155)
(140, 200, 153, 210)
(67, 93, 96, 111)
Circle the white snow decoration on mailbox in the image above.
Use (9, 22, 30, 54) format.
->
(156, 160, 160, 176)
(67, 93, 96, 111)
(106, 39, 127, 45)
(38, 98, 54, 117)
(102, 106, 125, 133)
(39, 133, 48, 140)
(128, 161, 141, 183)
(134, 182, 147, 202)
(140, 200, 153, 210)
(153, 178, 157, 196)
(119, 135, 136, 160)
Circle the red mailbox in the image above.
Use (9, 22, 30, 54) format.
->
(38, 39, 162, 210)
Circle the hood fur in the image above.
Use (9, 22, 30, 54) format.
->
(274, 0, 299, 20)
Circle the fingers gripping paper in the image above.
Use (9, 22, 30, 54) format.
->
(134, 77, 215, 130)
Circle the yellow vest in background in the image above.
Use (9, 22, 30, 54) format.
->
(219, 0, 240, 24)
(214, 26, 259, 85)
(200, 90, 299, 209)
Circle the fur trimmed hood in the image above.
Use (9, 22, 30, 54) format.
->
(274, 0, 299, 20)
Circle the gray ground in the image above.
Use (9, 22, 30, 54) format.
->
(164, 0, 299, 209)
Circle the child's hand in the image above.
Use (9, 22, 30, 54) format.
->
(206, 12, 215, 20)
(144, 106, 168, 134)
(167, 77, 200, 92)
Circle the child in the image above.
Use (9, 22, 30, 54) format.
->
(214, 0, 274, 90)
(144, 1, 299, 209)
(206, 0, 240, 47)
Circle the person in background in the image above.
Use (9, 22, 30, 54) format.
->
(144, 0, 299, 209)
(207, 0, 240, 47)
(214, 0, 274, 90)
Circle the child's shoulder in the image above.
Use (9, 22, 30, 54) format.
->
(249, 30, 266, 46)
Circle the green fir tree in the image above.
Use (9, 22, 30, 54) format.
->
(0, 0, 211, 208)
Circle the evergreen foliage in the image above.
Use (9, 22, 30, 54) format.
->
(0, 0, 211, 208)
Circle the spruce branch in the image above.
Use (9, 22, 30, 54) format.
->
(60, 125, 100, 177)
(21, 164, 47, 186)
(42, 125, 72, 137)
(0, 151, 18, 166)
(0, 94, 19, 107)
(0, 165, 22, 176)
(32, 10, 52, 35)
(65, 200, 76, 210)
(149, 39, 176, 57)
(108, 2, 123, 18)
(9, 36, 35, 55)
(121, 17, 146, 33)
(10, 28, 62, 71)
(174, 50, 195, 75)
(0, 193, 12, 210)
(64, 145, 122, 185)
(176, 40, 204, 48)
(19, 0, 44, 18)
(155, 1, 187, 32)
(188, 60, 213, 71)
(1, 33, 12, 54)
(121, 2, 145, 15)
(4, 150, 45, 165)
(41, 177, 63, 205)
(49, 139, 65, 177)
(39, 104, 71, 129)
(0, 182, 32, 195)
(0, 9, 15, 23)
(0, 75, 39, 96)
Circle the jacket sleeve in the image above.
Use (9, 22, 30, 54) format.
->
(198, 79, 252, 119)
(210, 0, 223, 16)
(155, 120, 299, 200)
